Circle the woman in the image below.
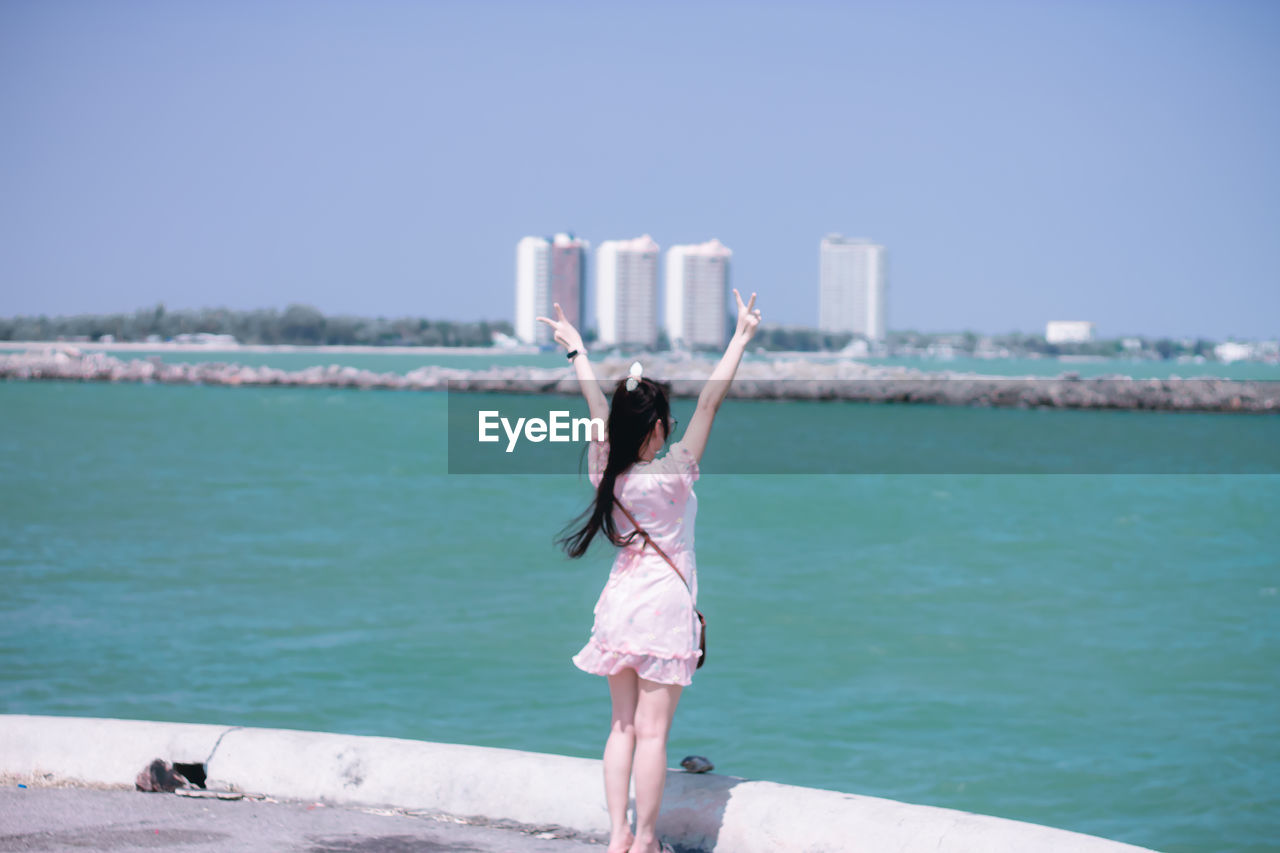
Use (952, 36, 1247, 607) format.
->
(537, 290, 763, 853)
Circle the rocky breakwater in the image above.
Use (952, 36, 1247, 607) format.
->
(3, 347, 1278, 413)
(0, 347, 456, 390)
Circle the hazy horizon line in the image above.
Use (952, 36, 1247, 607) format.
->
(0, 302, 1274, 344)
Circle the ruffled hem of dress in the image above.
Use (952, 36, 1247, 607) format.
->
(572, 637, 700, 686)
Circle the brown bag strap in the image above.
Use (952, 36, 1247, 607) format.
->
(615, 501, 691, 592)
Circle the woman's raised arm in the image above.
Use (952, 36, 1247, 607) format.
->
(680, 289, 762, 463)
(537, 303, 610, 426)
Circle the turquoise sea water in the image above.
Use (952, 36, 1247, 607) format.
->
(2, 380, 1277, 852)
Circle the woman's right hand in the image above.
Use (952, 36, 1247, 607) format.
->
(536, 303, 585, 353)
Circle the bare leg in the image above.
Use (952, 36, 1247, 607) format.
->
(629, 676, 683, 853)
(604, 669, 639, 853)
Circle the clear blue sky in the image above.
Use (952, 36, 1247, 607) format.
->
(1, 0, 1276, 339)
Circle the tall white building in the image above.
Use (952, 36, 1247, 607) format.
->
(596, 235, 660, 348)
(666, 238, 732, 349)
(819, 234, 887, 341)
(515, 233, 589, 345)
(515, 237, 549, 344)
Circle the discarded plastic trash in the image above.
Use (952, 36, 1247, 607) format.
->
(174, 788, 245, 801)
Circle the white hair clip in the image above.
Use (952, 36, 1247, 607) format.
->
(625, 361, 643, 391)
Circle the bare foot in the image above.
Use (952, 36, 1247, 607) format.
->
(607, 831, 634, 853)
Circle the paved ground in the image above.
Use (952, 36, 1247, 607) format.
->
(0, 787, 605, 852)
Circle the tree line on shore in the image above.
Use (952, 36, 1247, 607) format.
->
(0, 304, 511, 348)
(0, 303, 1231, 360)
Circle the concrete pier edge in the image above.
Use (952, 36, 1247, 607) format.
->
(0, 714, 1159, 853)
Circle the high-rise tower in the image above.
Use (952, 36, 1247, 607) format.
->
(515, 233, 588, 344)
(596, 235, 660, 348)
(666, 239, 732, 349)
(819, 235, 887, 340)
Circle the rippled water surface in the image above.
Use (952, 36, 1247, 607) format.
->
(2, 380, 1277, 852)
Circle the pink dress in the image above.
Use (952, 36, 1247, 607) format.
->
(571, 438, 702, 686)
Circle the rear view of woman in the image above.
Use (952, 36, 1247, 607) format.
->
(537, 290, 763, 853)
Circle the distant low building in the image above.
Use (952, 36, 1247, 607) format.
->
(1214, 341, 1253, 363)
(491, 330, 521, 349)
(174, 333, 239, 346)
(1045, 321, 1095, 344)
(840, 338, 870, 357)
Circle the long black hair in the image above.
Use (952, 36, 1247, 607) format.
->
(557, 376, 672, 559)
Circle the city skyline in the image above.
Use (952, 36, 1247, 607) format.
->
(1, 2, 1276, 340)
(519, 233, 735, 347)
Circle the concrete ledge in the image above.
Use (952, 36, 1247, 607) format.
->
(0, 715, 228, 788)
(0, 715, 1159, 852)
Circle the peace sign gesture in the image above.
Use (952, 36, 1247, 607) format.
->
(733, 288, 763, 341)
(539, 302, 607, 423)
(536, 302, 585, 354)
